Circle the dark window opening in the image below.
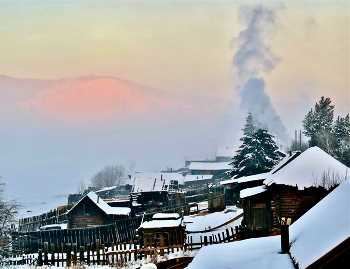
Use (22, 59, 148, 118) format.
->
(85, 203, 91, 214)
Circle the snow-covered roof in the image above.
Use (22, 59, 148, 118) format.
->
(220, 172, 270, 185)
(184, 174, 213, 182)
(95, 185, 118, 193)
(269, 151, 300, 174)
(189, 162, 231, 171)
(186, 235, 294, 269)
(240, 185, 267, 198)
(264, 147, 349, 189)
(152, 213, 180, 220)
(67, 192, 131, 215)
(216, 147, 236, 157)
(139, 219, 182, 229)
(289, 177, 350, 269)
(132, 172, 184, 193)
(220, 151, 300, 185)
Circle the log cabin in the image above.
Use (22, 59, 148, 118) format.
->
(235, 147, 349, 236)
(66, 192, 131, 229)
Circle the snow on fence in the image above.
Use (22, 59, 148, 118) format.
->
(187, 225, 245, 250)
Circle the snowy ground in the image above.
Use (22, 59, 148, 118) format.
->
(186, 235, 294, 269)
(185, 206, 243, 243)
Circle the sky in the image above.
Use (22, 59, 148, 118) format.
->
(0, 0, 349, 217)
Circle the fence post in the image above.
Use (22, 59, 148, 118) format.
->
(171, 237, 174, 253)
(61, 243, 64, 267)
(96, 239, 100, 265)
(50, 243, 55, 266)
(80, 246, 85, 264)
(129, 240, 132, 262)
(111, 242, 115, 264)
(66, 243, 72, 267)
(134, 244, 138, 261)
(38, 249, 43, 266)
(102, 244, 105, 265)
(87, 244, 90, 265)
(43, 242, 48, 265)
(116, 242, 119, 263)
(123, 242, 127, 263)
(73, 243, 77, 266)
(159, 234, 164, 256)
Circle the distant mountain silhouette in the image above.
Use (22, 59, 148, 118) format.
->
(0, 75, 186, 122)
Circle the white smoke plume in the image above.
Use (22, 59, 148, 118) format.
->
(233, 5, 289, 143)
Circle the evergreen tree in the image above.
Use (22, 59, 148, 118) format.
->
(333, 114, 350, 141)
(229, 113, 280, 178)
(302, 96, 350, 166)
(302, 96, 334, 147)
(332, 114, 350, 166)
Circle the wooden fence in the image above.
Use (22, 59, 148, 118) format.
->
(187, 226, 244, 250)
(208, 194, 226, 212)
(4, 225, 245, 267)
(14, 204, 189, 254)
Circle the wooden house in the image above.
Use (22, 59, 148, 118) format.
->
(137, 213, 186, 248)
(237, 147, 349, 236)
(183, 174, 214, 188)
(95, 184, 132, 199)
(188, 162, 231, 181)
(221, 172, 271, 205)
(66, 192, 131, 229)
(130, 172, 184, 212)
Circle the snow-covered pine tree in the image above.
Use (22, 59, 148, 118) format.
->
(229, 113, 280, 178)
(302, 96, 334, 147)
(227, 112, 255, 177)
(332, 114, 350, 166)
(333, 114, 350, 141)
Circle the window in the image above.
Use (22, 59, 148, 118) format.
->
(84, 204, 91, 214)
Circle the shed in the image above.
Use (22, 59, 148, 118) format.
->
(137, 213, 186, 248)
(66, 192, 131, 229)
